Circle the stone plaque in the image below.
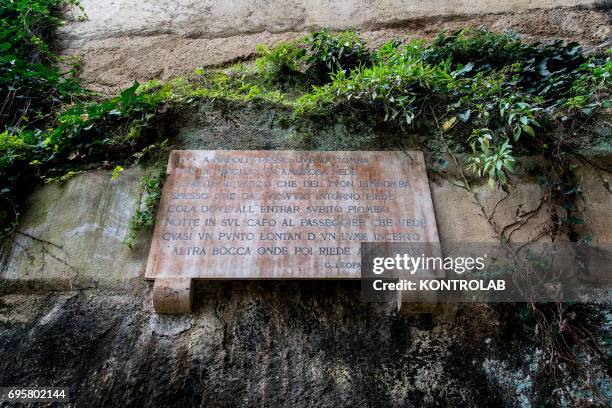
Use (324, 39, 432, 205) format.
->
(145, 150, 440, 312)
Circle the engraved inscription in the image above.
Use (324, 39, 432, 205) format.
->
(145, 150, 440, 279)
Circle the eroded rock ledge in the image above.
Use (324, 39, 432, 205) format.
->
(57, 3, 611, 95)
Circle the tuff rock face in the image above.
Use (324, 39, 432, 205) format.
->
(1, 1, 611, 406)
(57, 2, 611, 95)
(0, 283, 542, 407)
(1, 102, 610, 406)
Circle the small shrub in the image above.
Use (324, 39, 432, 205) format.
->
(124, 140, 169, 248)
(255, 42, 306, 84)
(424, 28, 526, 74)
(294, 30, 610, 187)
(566, 50, 612, 113)
(306, 29, 371, 78)
(0, 0, 85, 132)
(466, 129, 515, 188)
(328, 57, 452, 123)
(425, 28, 589, 101)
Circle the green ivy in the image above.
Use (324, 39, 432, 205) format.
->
(255, 42, 306, 84)
(125, 155, 167, 248)
(306, 29, 372, 78)
(0, 24, 610, 234)
(290, 30, 610, 188)
(0, 0, 85, 132)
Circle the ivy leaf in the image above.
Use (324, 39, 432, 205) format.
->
(538, 59, 551, 77)
(521, 124, 535, 137)
(581, 106, 594, 116)
(111, 165, 124, 180)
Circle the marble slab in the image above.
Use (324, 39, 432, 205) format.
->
(145, 150, 440, 280)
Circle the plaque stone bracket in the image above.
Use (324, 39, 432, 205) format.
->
(152, 277, 194, 314)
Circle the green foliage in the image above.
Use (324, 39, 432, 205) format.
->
(255, 42, 306, 84)
(425, 28, 590, 101)
(0, 130, 30, 171)
(306, 29, 371, 77)
(466, 129, 515, 188)
(327, 53, 453, 123)
(290, 30, 610, 187)
(0, 21, 610, 233)
(565, 50, 612, 113)
(293, 84, 336, 115)
(0, 0, 92, 232)
(125, 149, 167, 248)
(234, 30, 373, 86)
(111, 165, 124, 180)
(0, 0, 85, 131)
(425, 29, 526, 74)
(233, 30, 373, 86)
(0, 78, 165, 195)
(43, 81, 163, 152)
(0, 76, 171, 232)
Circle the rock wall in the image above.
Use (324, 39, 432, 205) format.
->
(1, 162, 610, 406)
(60, 0, 599, 42)
(0, 281, 538, 406)
(57, 2, 611, 94)
(1, 105, 610, 405)
(2, 130, 610, 287)
(8, 100, 609, 287)
(0, 2, 610, 406)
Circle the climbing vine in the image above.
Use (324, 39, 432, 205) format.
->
(1, 21, 610, 242)
(1, 4, 611, 404)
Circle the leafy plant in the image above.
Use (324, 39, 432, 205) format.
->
(125, 160, 166, 248)
(255, 42, 306, 84)
(425, 28, 589, 102)
(424, 28, 527, 74)
(0, 0, 85, 132)
(306, 29, 371, 78)
(466, 129, 515, 188)
(327, 56, 452, 123)
(565, 50, 612, 114)
(111, 165, 124, 180)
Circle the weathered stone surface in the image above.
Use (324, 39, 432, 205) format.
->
(575, 158, 612, 244)
(0, 121, 609, 405)
(0, 283, 560, 407)
(3, 156, 610, 287)
(428, 158, 555, 245)
(57, 4, 611, 95)
(59, 0, 597, 44)
(0, 167, 150, 285)
(153, 277, 194, 313)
